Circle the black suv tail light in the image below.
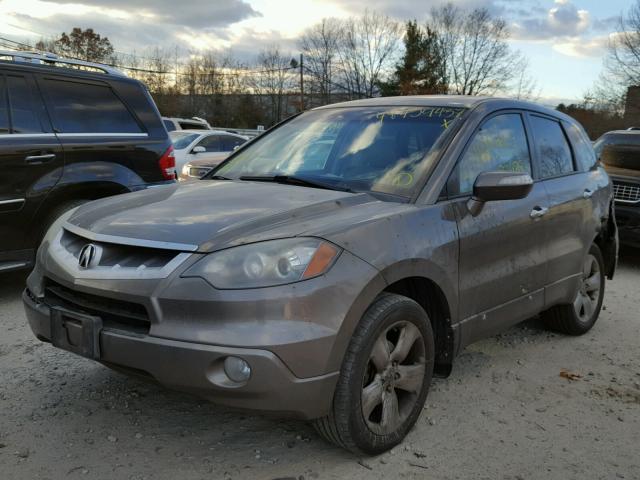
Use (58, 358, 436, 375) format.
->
(158, 146, 176, 180)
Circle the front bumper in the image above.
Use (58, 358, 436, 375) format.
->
(24, 248, 381, 419)
(23, 290, 338, 419)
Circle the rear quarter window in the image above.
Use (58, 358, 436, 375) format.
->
(44, 79, 143, 134)
(564, 121, 597, 171)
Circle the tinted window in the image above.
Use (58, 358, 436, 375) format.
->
(197, 135, 222, 152)
(530, 116, 574, 178)
(163, 119, 176, 132)
(221, 136, 245, 151)
(565, 122, 596, 171)
(179, 121, 208, 130)
(45, 79, 142, 134)
(7, 75, 42, 133)
(0, 77, 8, 134)
(452, 114, 532, 195)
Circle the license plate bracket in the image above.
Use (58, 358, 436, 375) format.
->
(50, 307, 103, 360)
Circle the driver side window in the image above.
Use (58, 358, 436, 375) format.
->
(451, 113, 532, 196)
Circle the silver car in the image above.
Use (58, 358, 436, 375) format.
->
(24, 96, 618, 455)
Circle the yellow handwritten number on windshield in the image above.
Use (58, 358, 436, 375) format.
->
(392, 173, 414, 187)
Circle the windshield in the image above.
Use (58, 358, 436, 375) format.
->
(213, 106, 465, 198)
(170, 132, 200, 150)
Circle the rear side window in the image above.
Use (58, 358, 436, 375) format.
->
(163, 119, 176, 132)
(221, 136, 245, 151)
(530, 115, 574, 178)
(7, 75, 43, 133)
(179, 121, 208, 130)
(44, 79, 143, 134)
(0, 77, 8, 134)
(452, 113, 532, 195)
(197, 135, 222, 152)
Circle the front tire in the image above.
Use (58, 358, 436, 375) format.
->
(542, 244, 605, 335)
(314, 293, 435, 454)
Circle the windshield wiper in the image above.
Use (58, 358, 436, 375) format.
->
(239, 175, 356, 193)
(207, 175, 232, 180)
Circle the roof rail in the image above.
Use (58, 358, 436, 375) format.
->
(0, 50, 126, 77)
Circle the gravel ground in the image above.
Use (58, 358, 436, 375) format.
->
(1, 249, 639, 480)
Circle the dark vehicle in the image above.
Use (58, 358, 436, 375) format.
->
(25, 96, 618, 455)
(594, 130, 640, 246)
(0, 51, 175, 272)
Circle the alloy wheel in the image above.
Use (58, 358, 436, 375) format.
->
(361, 321, 426, 435)
(573, 253, 601, 322)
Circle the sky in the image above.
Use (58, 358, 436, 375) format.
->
(0, 0, 634, 104)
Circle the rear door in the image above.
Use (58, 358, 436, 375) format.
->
(526, 113, 597, 305)
(38, 75, 151, 188)
(0, 71, 64, 256)
(449, 111, 550, 344)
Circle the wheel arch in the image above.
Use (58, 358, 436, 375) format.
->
(329, 259, 459, 379)
(28, 181, 130, 244)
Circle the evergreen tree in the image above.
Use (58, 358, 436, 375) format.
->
(379, 20, 447, 96)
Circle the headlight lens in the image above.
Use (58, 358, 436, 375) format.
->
(181, 164, 190, 177)
(183, 238, 341, 289)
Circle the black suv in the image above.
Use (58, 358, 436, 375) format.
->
(595, 129, 640, 246)
(0, 51, 175, 272)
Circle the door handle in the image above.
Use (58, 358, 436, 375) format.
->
(530, 206, 549, 219)
(25, 153, 56, 164)
(583, 189, 594, 199)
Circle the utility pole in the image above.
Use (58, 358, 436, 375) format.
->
(299, 53, 304, 112)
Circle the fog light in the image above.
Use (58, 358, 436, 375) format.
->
(223, 356, 251, 383)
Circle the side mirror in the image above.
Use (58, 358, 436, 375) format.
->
(192, 146, 206, 154)
(467, 171, 533, 216)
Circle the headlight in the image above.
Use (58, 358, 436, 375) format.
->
(183, 238, 341, 289)
(181, 164, 190, 177)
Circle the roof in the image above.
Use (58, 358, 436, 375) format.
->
(172, 129, 247, 138)
(0, 50, 126, 77)
(313, 95, 566, 120)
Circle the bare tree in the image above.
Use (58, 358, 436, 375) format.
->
(251, 46, 297, 124)
(299, 18, 342, 106)
(606, 0, 640, 86)
(428, 4, 525, 96)
(335, 10, 402, 99)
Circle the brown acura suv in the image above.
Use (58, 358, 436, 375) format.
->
(24, 96, 618, 454)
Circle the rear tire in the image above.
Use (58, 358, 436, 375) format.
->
(314, 293, 435, 455)
(542, 244, 605, 335)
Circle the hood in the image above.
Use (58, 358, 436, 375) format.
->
(67, 180, 379, 252)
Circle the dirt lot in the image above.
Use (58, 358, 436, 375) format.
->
(1, 250, 639, 480)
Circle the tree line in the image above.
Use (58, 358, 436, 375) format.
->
(26, 4, 538, 129)
(25, 1, 640, 138)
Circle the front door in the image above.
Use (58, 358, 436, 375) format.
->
(447, 112, 550, 346)
(0, 71, 63, 262)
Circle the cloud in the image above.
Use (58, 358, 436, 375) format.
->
(512, 0, 590, 40)
(42, 0, 261, 29)
(553, 34, 610, 58)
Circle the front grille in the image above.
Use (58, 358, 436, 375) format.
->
(60, 229, 179, 269)
(613, 183, 640, 203)
(44, 279, 150, 335)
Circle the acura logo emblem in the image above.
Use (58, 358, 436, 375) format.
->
(78, 243, 99, 269)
